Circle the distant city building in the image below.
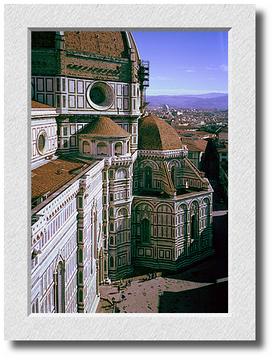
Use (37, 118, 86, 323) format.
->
(31, 31, 214, 313)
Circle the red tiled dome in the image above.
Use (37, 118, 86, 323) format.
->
(79, 116, 130, 139)
(138, 114, 182, 151)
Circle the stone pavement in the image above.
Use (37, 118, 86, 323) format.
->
(97, 274, 213, 313)
(97, 204, 228, 313)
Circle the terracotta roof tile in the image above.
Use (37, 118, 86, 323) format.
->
(32, 159, 88, 200)
(181, 138, 207, 152)
(138, 114, 182, 151)
(79, 116, 130, 138)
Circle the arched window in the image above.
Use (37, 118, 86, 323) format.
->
(190, 202, 199, 241)
(118, 208, 128, 217)
(141, 218, 150, 243)
(171, 166, 176, 188)
(203, 198, 211, 227)
(115, 142, 123, 156)
(82, 140, 90, 155)
(179, 204, 188, 237)
(97, 142, 108, 155)
(191, 215, 196, 240)
(93, 214, 97, 259)
(116, 168, 127, 179)
(54, 261, 65, 313)
(184, 209, 188, 237)
(144, 166, 152, 189)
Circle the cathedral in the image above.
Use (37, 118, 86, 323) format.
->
(30, 31, 214, 313)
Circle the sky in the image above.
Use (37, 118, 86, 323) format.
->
(132, 31, 228, 96)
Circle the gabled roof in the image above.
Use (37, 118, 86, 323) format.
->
(138, 114, 183, 151)
(79, 116, 130, 139)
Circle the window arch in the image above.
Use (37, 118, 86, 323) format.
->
(118, 207, 128, 217)
(114, 142, 123, 156)
(144, 166, 152, 189)
(203, 198, 211, 227)
(171, 166, 176, 188)
(82, 140, 90, 155)
(54, 261, 65, 313)
(116, 168, 127, 179)
(190, 202, 199, 241)
(97, 142, 108, 155)
(178, 204, 188, 237)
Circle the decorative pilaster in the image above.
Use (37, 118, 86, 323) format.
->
(76, 177, 86, 313)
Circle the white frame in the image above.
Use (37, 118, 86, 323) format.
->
(4, 4, 255, 341)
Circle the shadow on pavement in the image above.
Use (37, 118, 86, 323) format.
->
(158, 281, 228, 313)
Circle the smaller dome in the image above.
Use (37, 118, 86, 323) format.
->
(79, 116, 130, 139)
(138, 114, 182, 151)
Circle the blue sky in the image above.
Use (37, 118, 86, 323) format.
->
(132, 31, 228, 96)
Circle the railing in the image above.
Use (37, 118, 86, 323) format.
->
(138, 148, 188, 158)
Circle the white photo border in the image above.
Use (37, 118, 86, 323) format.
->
(4, 4, 255, 341)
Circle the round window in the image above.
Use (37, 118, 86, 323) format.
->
(37, 132, 47, 155)
(86, 81, 114, 110)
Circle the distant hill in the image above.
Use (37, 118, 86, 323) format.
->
(146, 93, 228, 110)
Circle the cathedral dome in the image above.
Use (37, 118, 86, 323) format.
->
(79, 116, 130, 139)
(32, 31, 139, 60)
(32, 31, 140, 83)
(63, 31, 132, 58)
(138, 114, 183, 151)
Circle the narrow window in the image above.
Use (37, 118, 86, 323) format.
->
(144, 166, 152, 189)
(141, 218, 150, 243)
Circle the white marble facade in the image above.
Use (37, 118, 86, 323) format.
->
(31, 104, 58, 166)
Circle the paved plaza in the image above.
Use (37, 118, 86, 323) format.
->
(97, 270, 227, 313)
(97, 205, 228, 313)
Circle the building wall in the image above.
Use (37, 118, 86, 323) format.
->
(31, 115, 58, 165)
(31, 160, 104, 313)
(106, 155, 135, 280)
(133, 149, 188, 194)
(32, 76, 140, 153)
(32, 76, 140, 116)
(131, 192, 213, 271)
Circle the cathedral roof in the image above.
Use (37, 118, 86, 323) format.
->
(138, 114, 183, 151)
(79, 116, 130, 139)
(32, 158, 90, 201)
